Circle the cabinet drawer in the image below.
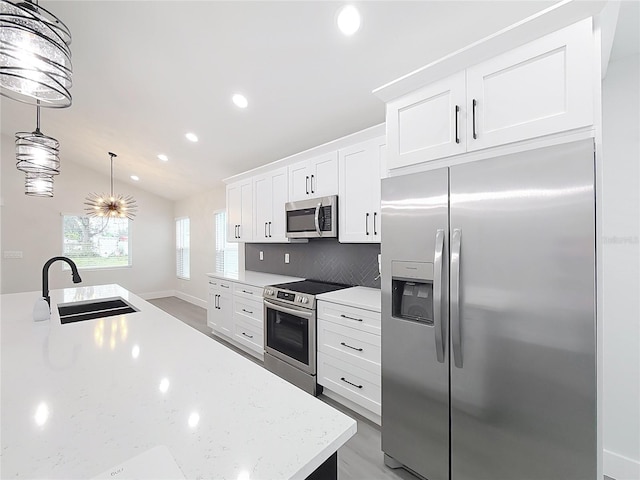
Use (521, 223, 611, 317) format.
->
(317, 301, 381, 335)
(233, 298, 263, 329)
(233, 318, 263, 354)
(317, 352, 381, 416)
(318, 319, 380, 375)
(233, 283, 262, 300)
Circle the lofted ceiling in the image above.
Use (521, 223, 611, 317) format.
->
(3, 0, 622, 201)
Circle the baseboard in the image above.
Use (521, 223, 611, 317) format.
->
(175, 290, 207, 309)
(321, 389, 381, 426)
(138, 290, 176, 300)
(604, 449, 640, 480)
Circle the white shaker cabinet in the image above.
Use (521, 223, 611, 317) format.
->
(338, 136, 386, 243)
(253, 167, 288, 243)
(207, 279, 234, 338)
(385, 18, 594, 170)
(226, 179, 253, 243)
(288, 152, 339, 202)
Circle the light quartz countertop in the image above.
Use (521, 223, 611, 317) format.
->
(0, 284, 356, 479)
(206, 270, 304, 287)
(317, 286, 381, 313)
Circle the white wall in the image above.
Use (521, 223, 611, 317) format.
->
(0, 134, 175, 297)
(173, 185, 238, 307)
(601, 53, 640, 479)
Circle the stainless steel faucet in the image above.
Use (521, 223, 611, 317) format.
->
(42, 256, 82, 306)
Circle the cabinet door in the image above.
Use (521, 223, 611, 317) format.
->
(226, 183, 242, 242)
(339, 136, 384, 243)
(238, 180, 253, 242)
(253, 174, 271, 242)
(387, 71, 466, 169)
(207, 287, 217, 330)
(268, 167, 289, 242)
(466, 18, 593, 152)
(288, 160, 310, 202)
(216, 287, 234, 337)
(310, 152, 339, 197)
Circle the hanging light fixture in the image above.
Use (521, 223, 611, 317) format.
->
(85, 152, 137, 220)
(0, 0, 72, 107)
(15, 103, 60, 175)
(24, 171, 53, 196)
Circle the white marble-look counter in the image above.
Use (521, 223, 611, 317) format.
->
(317, 286, 381, 312)
(206, 271, 304, 288)
(0, 284, 356, 479)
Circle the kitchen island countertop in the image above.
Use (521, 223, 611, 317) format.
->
(0, 284, 356, 479)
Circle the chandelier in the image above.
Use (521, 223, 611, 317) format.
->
(15, 104, 60, 175)
(85, 152, 137, 220)
(0, 0, 72, 107)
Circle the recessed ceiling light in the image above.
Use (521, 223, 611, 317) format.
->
(337, 5, 360, 36)
(232, 93, 248, 109)
(185, 132, 198, 142)
(130, 175, 139, 181)
(157, 154, 168, 162)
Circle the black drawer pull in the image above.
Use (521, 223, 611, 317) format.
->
(340, 377, 363, 389)
(241, 332, 254, 339)
(340, 314, 363, 322)
(221, 284, 230, 288)
(242, 290, 253, 295)
(242, 308, 253, 314)
(340, 341, 363, 352)
(209, 281, 217, 285)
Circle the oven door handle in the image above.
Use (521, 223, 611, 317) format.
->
(264, 299, 314, 319)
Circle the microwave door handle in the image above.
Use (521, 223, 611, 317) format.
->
(434, 229, 445, 363)
(264, 299, 314, 319)
(314, 203, 322, 235)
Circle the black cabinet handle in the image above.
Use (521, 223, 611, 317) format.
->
(215, 294, 219, 309)
(241, 332, 254, 339)
(365, 213, 370, 235)
(268, 222, 272, 237)
(242, 308, 254, 315)
(340, 341, 363, 352)
(264, 222, 268, 238)
(306, 176, 309, 195)
(242, 290, 253, 295)
(221, 284, 230, 289)
(472, 99, 477, 140)
(373, 212, 378, 236)
(340, 314, 363, 322)
(311, 174, 315, 193)
(455, 105, 460, 144)
(340, 377, 363, 389)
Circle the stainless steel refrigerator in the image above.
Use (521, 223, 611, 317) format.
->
(380, 139, 596, 480)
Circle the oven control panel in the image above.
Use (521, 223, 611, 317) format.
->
(264, 287, 311, 306)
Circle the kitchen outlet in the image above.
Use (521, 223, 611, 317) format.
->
(259, 251, 264, 261)
(4, 251, 23, 259)
(284, 253, 290, 264)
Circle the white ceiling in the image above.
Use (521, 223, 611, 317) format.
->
(2, 0, 630, 201)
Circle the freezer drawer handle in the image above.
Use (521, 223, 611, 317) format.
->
(451, 228, 463, 368)
(340, 314, 363, 322)
(340, 377, 363, 389)
(340, 341, 363, 352)
(434, 229, 446, 363)
(241, 332, 254, 339)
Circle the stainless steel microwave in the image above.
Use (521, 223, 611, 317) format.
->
(285, 196, 337, 239)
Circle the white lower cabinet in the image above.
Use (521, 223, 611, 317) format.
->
(317, 300, 382, 420)
(207, 278, 265, 360)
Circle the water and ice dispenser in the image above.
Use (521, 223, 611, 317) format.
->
(391, 261, 433, 325)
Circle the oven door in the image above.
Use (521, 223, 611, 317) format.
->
(264, 299, 315, 375)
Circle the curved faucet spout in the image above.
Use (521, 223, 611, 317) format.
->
(42, 256, 82, 306)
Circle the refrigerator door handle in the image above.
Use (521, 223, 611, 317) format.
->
(434, 229, 446, 363)
(451, 228, 463, 368)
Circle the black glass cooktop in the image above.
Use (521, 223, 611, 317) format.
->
(271, 280, 350, 295)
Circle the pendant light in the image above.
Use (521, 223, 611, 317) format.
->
(85, 152, 137, 220)
(0, 0, 72, 107)
(15, 103, 60, 175)
(24, 171, 53, 197)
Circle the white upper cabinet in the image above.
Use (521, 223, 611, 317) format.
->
(387, 71, 466, 168)
(385, 18, 594, 170)
(288, 152, 339, 202)
(339, 136, 386, 243)
(226, 179, 253, 243)
(253, 166, 289, 243)
(466, 19, 593, 151)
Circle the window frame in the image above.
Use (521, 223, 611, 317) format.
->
(214, 209, 238, 275)
(176, 216, 191, 280)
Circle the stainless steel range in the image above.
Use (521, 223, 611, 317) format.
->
(263, 280, 350, 396)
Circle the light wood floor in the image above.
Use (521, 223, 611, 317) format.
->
(148, 296, 417, 480)
(149, 297, 614, 480)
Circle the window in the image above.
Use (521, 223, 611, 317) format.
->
(215, 210, 238, 275)
(62, 215, 131, 269)
(176, 217, 190, 280)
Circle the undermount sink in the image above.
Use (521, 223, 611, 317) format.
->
(57, 297, 139, 324)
